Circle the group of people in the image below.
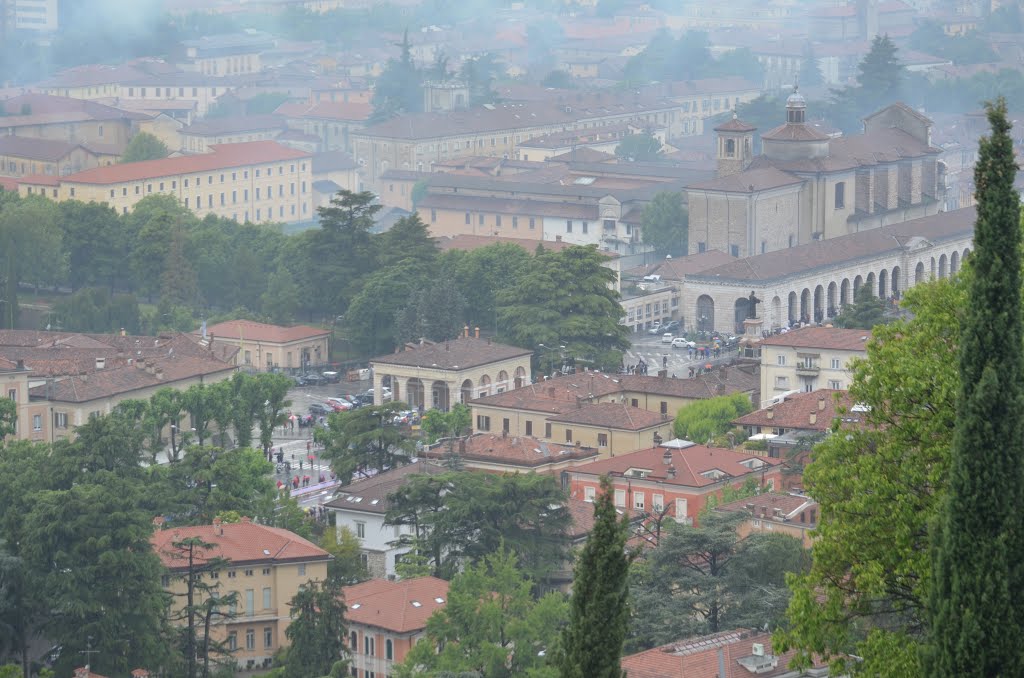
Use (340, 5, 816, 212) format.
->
(687, 345, 720, 360)
(624, 360, 649, 375)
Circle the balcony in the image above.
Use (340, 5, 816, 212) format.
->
(795, 364, 819, 376)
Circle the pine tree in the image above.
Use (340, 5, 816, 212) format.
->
(558, 475, 630, 678)
(925, 98, 1024, 675)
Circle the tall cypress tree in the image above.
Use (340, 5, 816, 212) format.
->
(558, 475, 630, 678)
(926, 97, 1024, 675)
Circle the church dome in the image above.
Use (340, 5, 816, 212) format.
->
(786, 86, 806, 110)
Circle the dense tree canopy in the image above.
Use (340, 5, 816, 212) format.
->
(121, 132, 170, 163)
(640, 191, 688, 254)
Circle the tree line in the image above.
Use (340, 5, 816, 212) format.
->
(0, 188, 628, 369)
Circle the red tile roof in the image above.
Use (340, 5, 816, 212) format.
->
(548, 402, 669, 430)
(422, 433, 599, 468)
(342, 577, 449, 634)
(570, 443, 781, 489)
(200, 319, 330, 344)
(734, 389, 858, 431)
(715, 492, 818, 528)
(59, 141, 309, 185)
(758, 326, 871, 351)
(152, 520, 330, 570)
(621, 629, 824, 678)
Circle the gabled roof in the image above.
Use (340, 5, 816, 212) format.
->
(421, 433, 599, 468)
(548, 402, 669, 430)
(0, 136, 83, 162)
(370, 336, 532, 370)
(181, 114, 285, 137)
(200, 319, 329, 344)
(758, 327, 871, 351)
(715, 492, 818, 528)
(342, 577, 449, 634)
(569, 443, 782, 488)
(152, 519, 330, 570)
(324, 460, 448, 515)
(687, 166, 804, 193)
(59, 141, 309, 185)
(734, 389, 858, 432)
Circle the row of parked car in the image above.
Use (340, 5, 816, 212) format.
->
(308, 392, 375, 416)
(291, 370, 342, 387)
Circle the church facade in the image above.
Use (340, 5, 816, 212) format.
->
(686, 91, 945, 259)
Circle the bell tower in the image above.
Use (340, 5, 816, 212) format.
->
(714, 112, 757, 178)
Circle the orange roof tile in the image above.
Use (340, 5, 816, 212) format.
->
(758, 326, 871, 351)
(151, 520, 330, 570)
(200, 319, 330, 344)
(60, 141, 310, 185)
(342, 577, 449, 634)
(734, 389, 859, 431)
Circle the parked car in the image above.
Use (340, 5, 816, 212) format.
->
(303, 373, 329, 386)
(322, 371, 341, 383)
(309, 403, 331, 416)
(671, 337, 696, 349)
(646, 321, 663, 335)
(661, 332, 674, 344)
(327, 397, 354, 411)
(352, 393, 374, 406)
(291, 374, 308, 386)
(367, 387, 393, 400)
(662, 320, 681, 333)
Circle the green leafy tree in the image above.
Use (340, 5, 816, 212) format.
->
(833, 283, 889, 329)
(557, 476, 631, 678)
(347, 263, 432, 355)
(160, 224, 201, 310)
(125, 194, 195, 302)
(419, 403, 472, 445)
(395, 273, 467, 346)
(320, 402, 414, 483)
(396, 549, 567, 678)
(283, 580, 348, 678)
(121, 132, 170, 163)
(372, 29, 423, 119)
(0, 545, 36, 678)
(251, 372, 293, 456)
(774, 276, 966, 674)
(499, 246, 629, 372)
(309, 189, 381, 316)
(0, 400, 15, 440)
(444, 242, 533, 332)
(615, 132, 662, 162)
(459, 53, 500, 106)
(926, 98, 1024, 676)
(321, 526, 369, 586)
(57, 200, 125, 292)
(261, 264, 301, 325)
(673, 393, 753, 444)
(0, 195, 63, 329)
(629, 512, 807, 651)
(53, 287, 141, 334)
(640, 191, 688, 254)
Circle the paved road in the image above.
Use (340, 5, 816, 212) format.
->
(625, 334, 737, 377)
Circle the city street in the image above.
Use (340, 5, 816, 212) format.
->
(625, 333, 737, 377)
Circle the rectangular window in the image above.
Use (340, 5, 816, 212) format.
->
(264, 627, 273, 649)
(245, 589, 254, 617)
(675, 498, 688, 521)
(476, 415, 490, 431)
(220, 192, 225, 206)
(566, 220, 572, 233)
(6, 388, 14, 402)
(698, 241, 707, 253)
(545, 423, 552, 438)
(614, 489, 626, 508)
(582, 221, 588, 234)
(653, 494, 664, 511)
(585, 486, 596, 502)
(298, 564, 306, 576)
(502, 418, 510, 433)
(660, 401, 668, 415)
(365, 636, 375, 656)
(512, 216, 518, 228)
(598, 433, 608, 447)
(835, 181, 846, 209)
(356, 521, 366, 539)
(730, 244, 740, 257)
(525, 420, 533, 436)
(246, 629, 255, 650)
(831, 358, 842, 369)
(262, 567, 270, 575)
(262, 587, 271, 609)
(775, 376, 790, 389)
(777, 355, 787, 366)
(634, 492, 645, 510)
(54, 412, 68, 429)
(529, 217, 535, 229)
(829, 379, 842, 389)
(479, 214, 484, 225)
(465, 212, 471, 225)
(495, 214, 502, 227)
(32, 414, 41, 432)
(565, 428, 573, 443)
(431, 209, 437, 223)
(228, 632, 237, 651)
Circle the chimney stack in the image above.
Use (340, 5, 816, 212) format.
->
(766, 406, 774, 420)
(818, 396, 826, 411)
(474, 327, 480, 339)
(145, 361, 155, 375)
(15, 359, 23, 370)
(809, 410, 817, 425)
(156, 367, 165, 381)
(464, 325, 470, 338)
(120, 327, 126, 337)
(96, 357, 105, 370)
(667, 465, 676, 479)
(213, 517, 223, 536)
(662, 449, 672, 465)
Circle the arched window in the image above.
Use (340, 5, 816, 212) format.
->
(725, 138, 735, 157)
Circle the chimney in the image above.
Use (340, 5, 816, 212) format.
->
(464, 324, 470, 338)
(213, 517, 223, 536)
(120, 327, 126, 337)
(95, 357, 105, 370)
(667, 465, 676, 479)
(809, 410, 817, 425)
(155, 367, 164, 381)
(474, 326, 480, 339)
(548, 386, 556, 397)
(241, 516, 251, 524)
(15, 359, 23, 370)
(662, 449, 672, 465)
(818, 396, 826, 411)
(152, 516, 165, 529)
(145, 361, 155, 375)
(766, 406, 774, 420)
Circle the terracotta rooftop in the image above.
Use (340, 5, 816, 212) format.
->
(687, 166, 805, 193)
(686, 206, 975, 284)
(621, 629, 824, 678)
(342, 577, 449, 634)
(758, 326, 871, 352)
(569, 443, 782, 489)
(548, 401, 669, 430)
(714, 116, 757, 133)
(152, 519, 330, 570)
(760, 121, 831, 142)
(57, 141, 309, 185)
(28, 355, 235, 403)
(566, 497, 641, 540)
(734, 389, 859, 431)
(371, 336, 532, 370)
(715, 492, 818, 529)
(200, 319, 329, 344)
(422, 433, 599, 468)
(324, 460, 448, 515)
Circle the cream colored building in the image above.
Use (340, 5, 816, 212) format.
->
(687, 97, 944, 259)
(19, 140, 314, 224)
(370, 335, 533, 409)
(152, 518, 331, 672)
(758, 327, 870, 401)
(0, 357, 31, 441)
(198, 320, 331, 372)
